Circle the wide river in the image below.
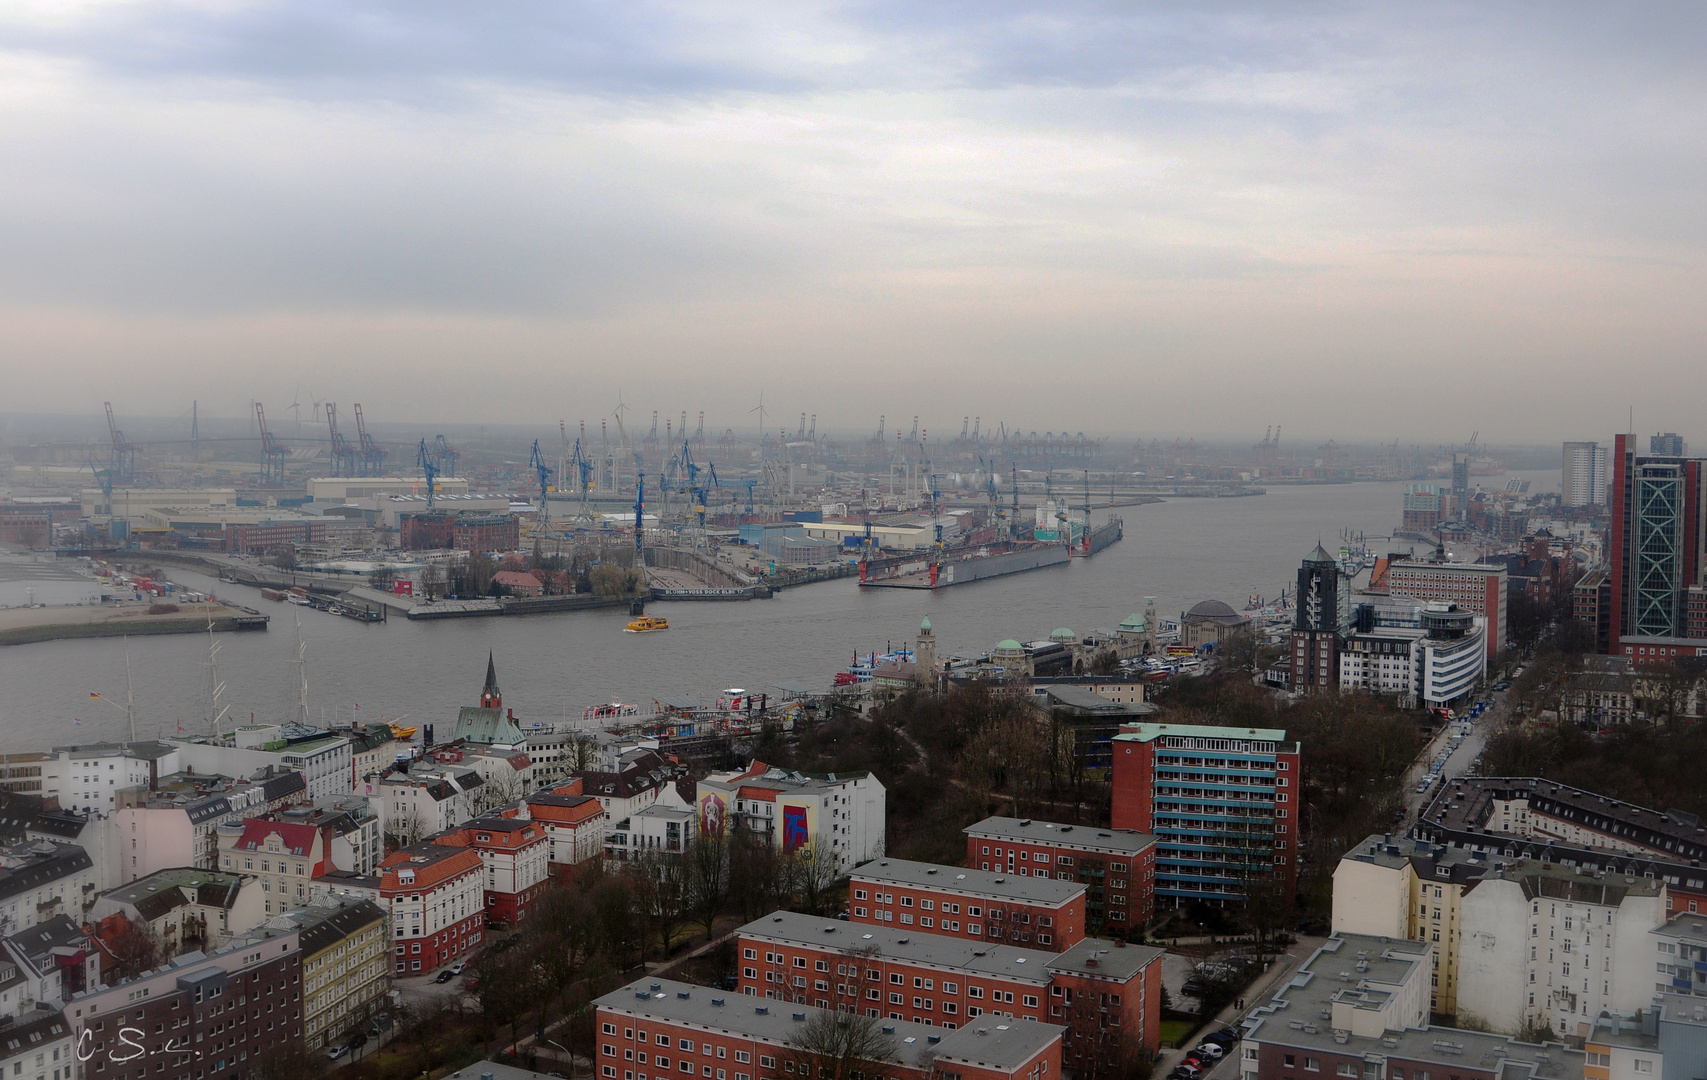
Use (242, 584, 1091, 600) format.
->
(0, 473, 1557, 752)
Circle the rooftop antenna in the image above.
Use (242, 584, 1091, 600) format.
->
(206, 608, 230, 739)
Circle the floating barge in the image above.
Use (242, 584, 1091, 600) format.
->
(859, 542, 1071, 590)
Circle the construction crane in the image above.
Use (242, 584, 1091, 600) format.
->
(352, 404, 387, 476)
(569, 437, 596, 524)
(325, 403, 356, 477)
(255, 403, 287, 486)
(1010, 465, 1021, 540)
(528, 439, 554, 526)
(104, 402, 137, 484)
(634, 472, 645, 555)
(87, 459, 115, 499)
(416, 439, 439, 508)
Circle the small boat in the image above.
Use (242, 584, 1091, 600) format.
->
(389, 722, 418, 740)
(624, 616, 669, 633)
(584, 702, 640, 720)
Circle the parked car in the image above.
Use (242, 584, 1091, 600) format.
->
(450, 962, 466, 976)
(1196, 1044, 1226, 1059)
(326, 1045, 350, 1061)
(1181, 978, 1204, 996)
(433, 969, 456, 984)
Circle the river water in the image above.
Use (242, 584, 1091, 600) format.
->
(0, 474, 1558, 752)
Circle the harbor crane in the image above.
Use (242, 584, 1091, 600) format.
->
(425, 434, 459, 477)
(325, 403, 357, 477)
(634, 472, 645, 555)
(528, 439, 554, 526)
(254, 402, 287, 486)
(105, 402, 138, 484)
(352, 404, 387, 476)
(416, 439, 439, 508)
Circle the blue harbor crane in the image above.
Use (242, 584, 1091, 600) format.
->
(634, 472, 646, 554)
(529, 439, 554, 526)
(417, 439, 439, 508)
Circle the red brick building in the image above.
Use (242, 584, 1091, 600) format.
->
(597, 977, 1064, 1080)
(850, 858, 1087, 949)
(430, 816, 550, 926)
(453, 513, 519, 552)
(221, 519, 327, 554)
(963, 817, 1157, 930)
(1606, 433, 1707, 668)
(1112, 723, 1300, 908)
(379, 842, 484, 974)
(734, 912, 1164, 1060)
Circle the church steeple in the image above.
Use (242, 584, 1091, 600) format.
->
(480, 651, 501, 709)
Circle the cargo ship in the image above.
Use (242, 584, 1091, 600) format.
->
(859, 542, 1070, 590)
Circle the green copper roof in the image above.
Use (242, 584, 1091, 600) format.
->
(995, 639, 1023, 651)
(920, 616, 931, 631)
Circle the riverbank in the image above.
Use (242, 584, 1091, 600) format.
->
(0, 600, 267, 647)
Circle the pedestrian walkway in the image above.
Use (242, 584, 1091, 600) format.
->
(1156, 936, 1325, 1079)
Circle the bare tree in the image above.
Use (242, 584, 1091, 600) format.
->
(784, 1007, 899, 1080)
(787, 846, 843, 917)
(627, 851, 690, 961)
(102, 914, 165, 980)
(469, 770, 527, 815)
(684, 836, 730, 940)
(388, 804, 430, 850)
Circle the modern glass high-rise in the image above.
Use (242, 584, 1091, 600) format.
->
(1607, 433, 1705, 663)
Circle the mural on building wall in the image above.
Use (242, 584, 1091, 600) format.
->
(698, 792, 727, 838)
(782, 804, 811, 851)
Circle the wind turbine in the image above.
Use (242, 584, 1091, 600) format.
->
(750, 391, 768, 444)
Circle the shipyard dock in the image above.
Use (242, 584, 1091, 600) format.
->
(859, 542, 1073, 590)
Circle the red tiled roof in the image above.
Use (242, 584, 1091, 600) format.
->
(378, 844, 482, 893)
(236, 818, 320, 856)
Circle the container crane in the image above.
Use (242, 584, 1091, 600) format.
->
(325, 403, 356, 477)
(255, 402, 287, 486)
(528, 439, 554, 526)
(105, 402, 137, 483)
(352, 403, 387, 476)
(634, 472, 645, 555)
(428, 434, 459, 476)
(416, 439, 440, 508)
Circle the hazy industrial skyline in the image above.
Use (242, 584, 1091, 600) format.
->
(1, 3, 1702, 442)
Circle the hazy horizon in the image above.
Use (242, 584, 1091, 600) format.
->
(2, 3, 1703, 442)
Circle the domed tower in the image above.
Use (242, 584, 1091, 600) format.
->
(914, 617, 937, 687)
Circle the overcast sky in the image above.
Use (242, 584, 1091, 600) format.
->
(1, 1, 1702, 445)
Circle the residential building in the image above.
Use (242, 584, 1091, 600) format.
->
(89, 868, 266, 957)
(594, 977, 1065, 1080)
(276, 896, 390, 1051)
(44, 742, 178, 815)
(849, 858, 1087, 949)
(0, 840, 96, 937)
(1565, 441, 1610, 508)
(608, 804, 697, 862)
(1576, 568, 1614, 655)
(579, 750, 686, 829)
(734, 911, 1164, 1057)
(1331, 834, 1494, 1018)
(521, 787, 607, 870)
(371, 763, 486, 843)
(113, 769, 306, 884)
(7, 915, 99, 1003)
(0, 754, 50, 795)
(1650, 911, 1707, 999)
(1561, 657, 1637, 726)
(1416, 777, 1707, 916)
(697, 762, 887, 875)
(1291, 544, 1353, 692)
(1606, 433, 1707, 667)
(1029, 688, 1158, 776)
(378, 842, 484, 974)
(429, 817, 550, 926)
(1455, 857, 1666, 1039)
(171, 728, 353, 799)
(964, 817, 1158, 932)
(1237, 934, 1585, 1080)
(0, 1004, 72, 1080)
(1111, 723, 1300, 907)
(1386, 559, 1508, 658)
(343, 722, 408, 790)
(216, 816, 330, 917)
(65, 928, 304, 1080)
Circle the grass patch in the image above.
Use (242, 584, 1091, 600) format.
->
(1159, 1020, 1195, 1049)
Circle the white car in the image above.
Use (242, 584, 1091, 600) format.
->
(1196, 1044, 1226, 1059)
(450, 962, 466, 976)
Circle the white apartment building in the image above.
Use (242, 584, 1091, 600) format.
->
(173, 731, 353, 799)
(697, 762, 887, 874)
(1456, 859, 1666, 1041)
(372, 765, 485, 841)
(1338, 606, 1486, 707)
(1563, 441, 1609, 508)
(0, 841, 96, 937)
(44, 742, 177, 814)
